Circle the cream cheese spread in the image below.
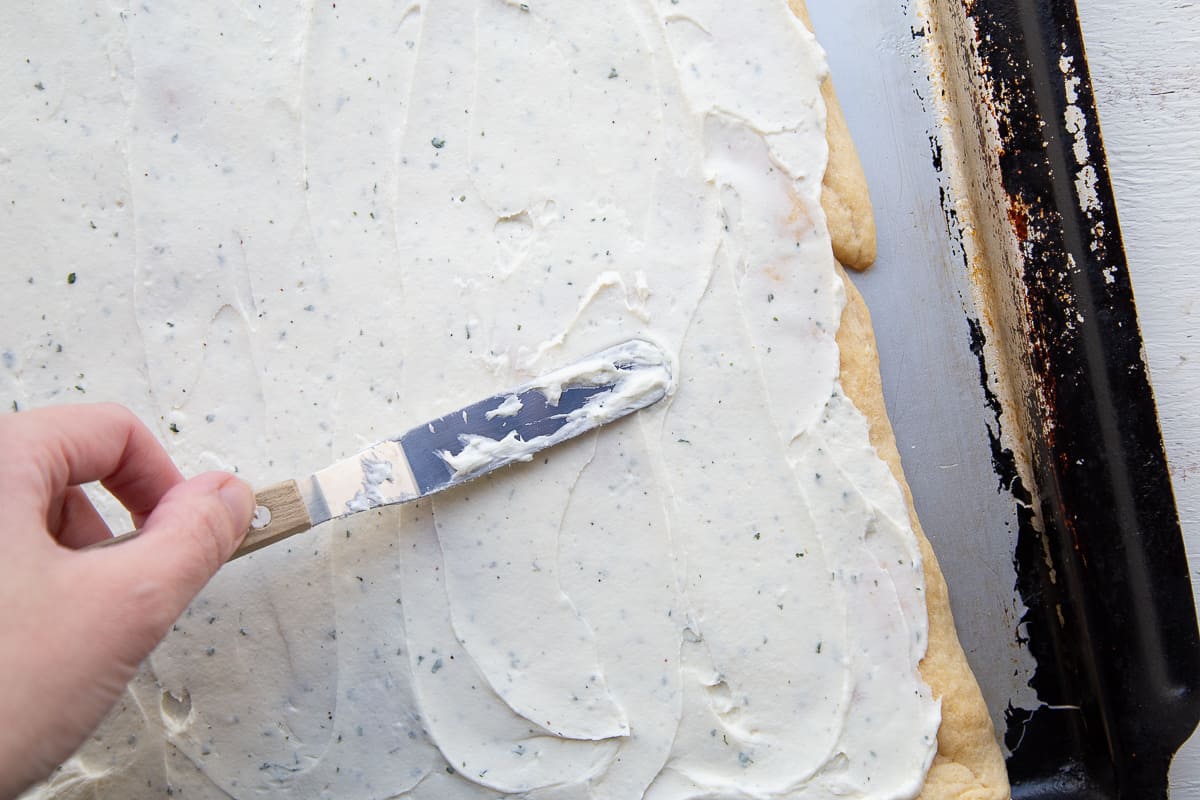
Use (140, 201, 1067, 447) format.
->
(1, 0, 940, 798)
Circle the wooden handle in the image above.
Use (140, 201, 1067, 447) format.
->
(234, 480, 313, 560)
(88, 479, 314, 562)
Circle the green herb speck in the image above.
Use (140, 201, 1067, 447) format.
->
(431, 137, 446, 149)
(66, 272, 76, 285)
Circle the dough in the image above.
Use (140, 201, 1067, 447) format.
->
(790, 0, 879, 271)
(4, 0, 1008, 796)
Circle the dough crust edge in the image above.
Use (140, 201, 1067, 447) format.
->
(837, 265, 1011, 800)
(789, 0, 878, 271)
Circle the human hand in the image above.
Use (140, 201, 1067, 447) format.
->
(0, 403, 254, 799)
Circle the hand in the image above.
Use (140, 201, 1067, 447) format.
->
(0, 403, 254, 798)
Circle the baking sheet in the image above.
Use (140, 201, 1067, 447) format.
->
(810, 0, 1200, 796)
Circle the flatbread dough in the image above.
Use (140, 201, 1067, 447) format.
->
(798, 0, 1010, 791)
(7, 1, 1005, 795)
(790, 0, 878, 271)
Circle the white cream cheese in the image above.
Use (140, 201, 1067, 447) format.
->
(344, 454, 397, 514)
(2, 0, 939, 798)
(484, 395, 523, 420)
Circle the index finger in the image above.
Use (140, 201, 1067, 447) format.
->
(1, 403, 184, 527)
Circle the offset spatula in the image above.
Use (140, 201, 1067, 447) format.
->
(95, 339, 671, 561)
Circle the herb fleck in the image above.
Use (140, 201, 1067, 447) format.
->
(169, 422, 180, 433)
(66, 272, 77, 285)
(431, 137, 446, 149)
(607, 67, 619, 79)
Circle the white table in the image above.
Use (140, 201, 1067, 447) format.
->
(1075, 2, 1200, 796)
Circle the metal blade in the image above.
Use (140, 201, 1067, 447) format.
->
(297, 339, 671, 526)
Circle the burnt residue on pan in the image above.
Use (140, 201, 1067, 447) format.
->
(959, 0, 1200, 797)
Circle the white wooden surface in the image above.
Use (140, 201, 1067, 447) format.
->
(1074, 2, 1200, 796)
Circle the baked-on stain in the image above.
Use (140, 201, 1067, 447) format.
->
(946, 0, 1200, 796)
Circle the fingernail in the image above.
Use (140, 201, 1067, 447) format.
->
(219, 478, 254, 528)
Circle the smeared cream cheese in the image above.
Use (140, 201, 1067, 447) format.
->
(3, 0, 939, 798)
(484, 395, 523, 420)
(344, 454, 397, 514)
(439, 430, 533, 477)
(438, 339, 673, 480)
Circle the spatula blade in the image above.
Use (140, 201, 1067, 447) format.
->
(297, 339, 672, 526)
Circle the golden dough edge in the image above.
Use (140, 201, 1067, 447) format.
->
(837, 265, 1010, 800)
(789, 0, 878, 271)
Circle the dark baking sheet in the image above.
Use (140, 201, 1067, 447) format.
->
(811, 0, 1200, 795)
(934, 0, 1200, 796)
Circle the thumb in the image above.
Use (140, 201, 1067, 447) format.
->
(135, 470, 255, 592)
(85, 472, 254, 655)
